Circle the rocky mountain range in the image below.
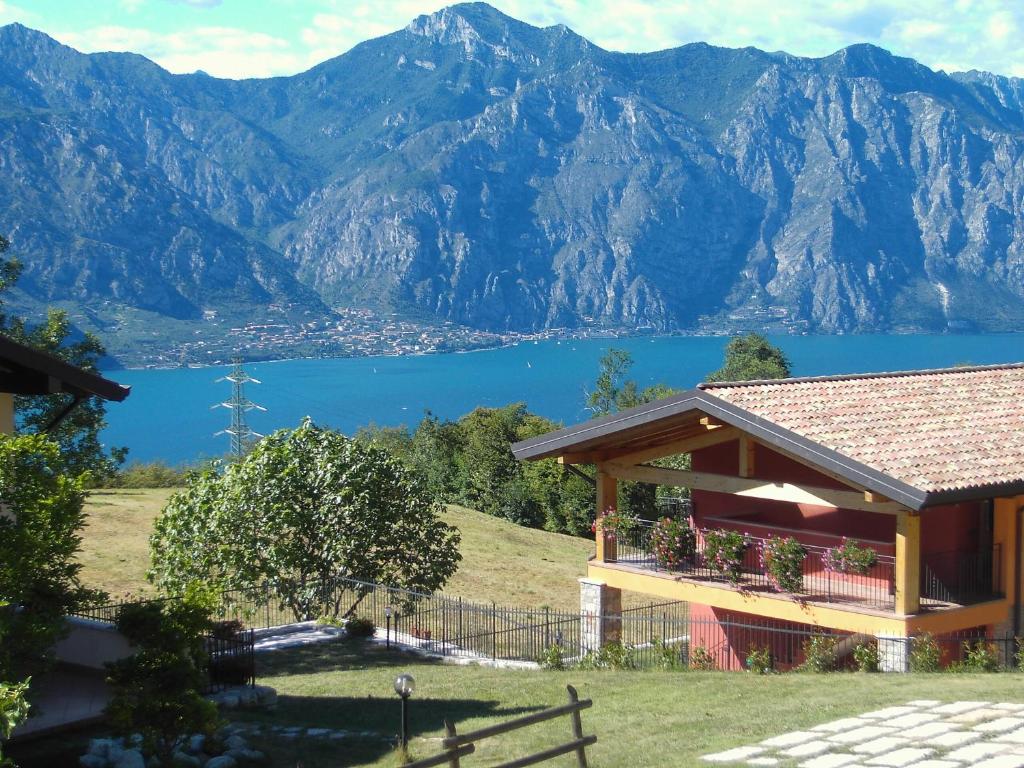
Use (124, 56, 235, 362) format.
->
(4, 2, 1024, 356)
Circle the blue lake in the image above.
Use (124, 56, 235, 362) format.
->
(103, 333, 1024, 464)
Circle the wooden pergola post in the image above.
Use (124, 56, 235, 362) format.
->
(0, 392, 12, 434)
(895, 510, 921, 615)
(595, 470, 617, 563)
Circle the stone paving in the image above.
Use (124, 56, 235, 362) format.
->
(702, 700, 1024, 767)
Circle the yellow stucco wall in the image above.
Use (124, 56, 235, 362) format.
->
(588, 560, 1011, 637)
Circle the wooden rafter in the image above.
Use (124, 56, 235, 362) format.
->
(600, 461, 908, 514)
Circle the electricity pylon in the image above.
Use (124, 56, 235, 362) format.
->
(213, 357, 266, 458)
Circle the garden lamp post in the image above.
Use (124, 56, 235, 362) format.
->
(394, 673, 415, 750)
(384, 605, 393, 648)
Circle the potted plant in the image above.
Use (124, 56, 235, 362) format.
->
(650, 516, 696, 570)
(759, 535, 806, 593)
(592, 510, 637, 563)
(822, 538, 878, 576)
(703, 529, 750, 584)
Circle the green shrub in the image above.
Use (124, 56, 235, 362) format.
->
(106, 590, 220, 763)
(104, 461, 190, 489)
(690, 646, 716, 671)
(1016, 637, 1024, 670)
(759, 536, 806, 592)
(703, 529, 749, 584)
(577, 642, 636, 670)
(0, 678, 30, 768)
(960, 640, 1001, 672)
(909, 634, 941, 672)
(745, 646, 774, 674)
(853, 641, 880, 673)
(651, 637, 686, 670)
(538, 643, 566, 670)
(800, 635, 838, 673)
(345, 616, 376, 638)
(650, 517, 696, 570)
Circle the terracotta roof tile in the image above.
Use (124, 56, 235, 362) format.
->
(700, 363, 1024, 494)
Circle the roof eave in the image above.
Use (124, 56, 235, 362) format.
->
(0, 334, 130, 402)
(512, 388, 930, 511)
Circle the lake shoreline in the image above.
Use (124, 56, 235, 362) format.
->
(103, 327, 1024, 373)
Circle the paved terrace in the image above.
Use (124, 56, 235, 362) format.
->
(703, 699, 1024, 767)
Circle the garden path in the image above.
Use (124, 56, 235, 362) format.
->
(702, 700, 1024, 767)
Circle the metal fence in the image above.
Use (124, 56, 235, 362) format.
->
(71, 574, 1021, 672)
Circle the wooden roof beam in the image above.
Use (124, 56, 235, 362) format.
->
(600, 461, 908, 515)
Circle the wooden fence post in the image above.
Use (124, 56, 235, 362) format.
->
(566, 685, 589, 768)
(444, 720, 462, 768)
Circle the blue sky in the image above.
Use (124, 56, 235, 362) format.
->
(2, 0, 1022, 80)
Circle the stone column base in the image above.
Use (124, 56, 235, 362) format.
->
(877, 634, 910, 673)
(579, 578, 622, 654)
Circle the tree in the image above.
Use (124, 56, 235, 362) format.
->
(148, 419, 462, 620)
(586, 348, 679, 516)
(106, 592, 218, 764)
(0, 235, 126, 480)
(0, 433, 99, 683)
(706, 333, 791, 382)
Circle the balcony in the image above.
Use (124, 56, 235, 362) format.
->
(607, 520, 1002, 616)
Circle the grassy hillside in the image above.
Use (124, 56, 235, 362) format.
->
(78, 490, 595, 610)
(78, 488, 172, 599)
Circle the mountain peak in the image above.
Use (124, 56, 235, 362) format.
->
(406, 3, 518, 41)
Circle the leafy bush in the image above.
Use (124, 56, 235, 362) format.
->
(210, 619, 244, 640)
(103, 461, 190, 489)
(690, 646, 716, 671)
(106, 591, 219, 764)
(0, 679, 30, 768)
(0, 434, 100, 683)
(703, 529, 749, 584)
(538, 643, 566, 670)
(650, 517, 696, 569)
(909, 634, 941, 672)
(651, 637, 686, 670)
(822, 538, 878, 575)
(800, 635, 838, 673)
(577, 642, 636, 670)
(853, 641, 880, 673)
(745, 646, 773, 674)
(345, 616, 376, 638)
(959, 640, 1001, 672)
(759, 536, 806, 592)
(1016, 638, 1024, 671)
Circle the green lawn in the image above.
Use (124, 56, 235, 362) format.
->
(78, 491, 596, 610)
(229, 638, 1024, 768)
(78, 488, 172, 598)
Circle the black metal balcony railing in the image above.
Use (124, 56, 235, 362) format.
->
(611, 522, 1004, 613)
(922, 545, 1003, 606)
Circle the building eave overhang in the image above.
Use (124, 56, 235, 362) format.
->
(512, 388, 937, 510)
(0, 334, 130, 401)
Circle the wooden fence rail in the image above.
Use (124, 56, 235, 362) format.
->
(405, 685, 595, 768)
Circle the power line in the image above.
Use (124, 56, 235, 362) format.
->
(212, 357, 266, 458)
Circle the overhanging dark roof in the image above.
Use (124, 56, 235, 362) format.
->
(0, 334, 130, 401)
(512, 365, 1024, 511)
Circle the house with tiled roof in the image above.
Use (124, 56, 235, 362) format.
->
(513, 363, 1024, 671)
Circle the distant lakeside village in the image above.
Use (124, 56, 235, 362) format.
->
(109, 301, 813, 369)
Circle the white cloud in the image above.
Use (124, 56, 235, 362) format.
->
(0, 0, 34, 26)
(167, 0, 223, 7)
(54, 25, 303, 79)
(41, 1, 1024, 80)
